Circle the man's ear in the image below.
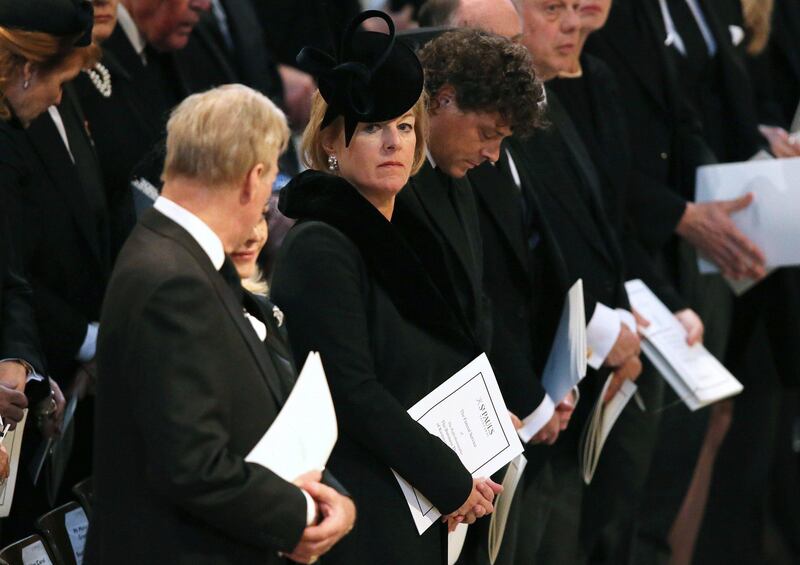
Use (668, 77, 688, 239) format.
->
(430, 84, 456, 114)
(240, 163, 265, 205)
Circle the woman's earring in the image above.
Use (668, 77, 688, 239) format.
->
(327, 154, 339, 172)
(22, 79, 30, 90)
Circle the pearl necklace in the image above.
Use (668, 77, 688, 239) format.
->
(83, 62, 112, 98)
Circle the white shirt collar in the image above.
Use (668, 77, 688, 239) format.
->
(116, 3, 148, 64)
(153, 196, 226, 270)
(425, 148, 437, 170)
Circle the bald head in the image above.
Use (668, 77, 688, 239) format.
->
(452, 0, 522, 39)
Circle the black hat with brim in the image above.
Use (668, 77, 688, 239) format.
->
(0, 0, 93, 47)
(296, 10, 424, 146)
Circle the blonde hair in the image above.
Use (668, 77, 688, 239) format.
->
(0, 27, 98, 120)
(242, 269, 269, 296)
(163, 84, 290, 187)
(300, 89, 429, 176)
(742, 0, 774, 56)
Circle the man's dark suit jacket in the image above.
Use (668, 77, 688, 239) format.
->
(8, 85, 111, 385)
(173, 0, 299, 176)
(508, 86, 674, 562)
(549, 55, 687, 311)
(394, 161, 492, 354)
(584, 0, 713, 253)
(90, 208, 309, 564)
(75, 27, 189, 260)
(511, 92, 629, 320)
(468, 158, 567, 423)
(585, 0, 761, 249)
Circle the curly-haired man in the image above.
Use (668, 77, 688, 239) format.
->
(391, 25, 548, 565)
(417, 27, 544, 178)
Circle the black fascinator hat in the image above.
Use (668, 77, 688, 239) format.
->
(296, 10, 424, 147)
(0, 0, 94, 47)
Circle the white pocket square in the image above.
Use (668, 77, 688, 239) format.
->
(729, 25, 745, 46)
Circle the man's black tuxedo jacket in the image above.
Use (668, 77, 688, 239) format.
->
(510, 92, 629, 318)
(585, 0, 760, 251)
(175, 0, 283, 103)
(468, 158, 568, 420)
(90, 208, 309, 564)
(550, 55, 686, 311)
(1, 86, 111, 385)
(172, 1, 299, 175)
(394, 161, 492, 354)
(75, 27, 189, 260)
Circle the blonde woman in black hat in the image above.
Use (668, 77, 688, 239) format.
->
(271, 11, 501, 565)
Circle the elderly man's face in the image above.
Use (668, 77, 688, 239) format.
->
(520, 0, 581, 80)
(126, 0, 211, 51)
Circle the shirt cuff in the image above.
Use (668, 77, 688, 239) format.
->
(0, 358, 44, 382)
(586, 303, 622, 370)
(76, 322, 99, 363)
(617, 309, 636, 332)
(517, 394, 555, 443)
(300, 488, 317, 526)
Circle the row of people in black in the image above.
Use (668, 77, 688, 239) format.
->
(0, 0, 798, 563)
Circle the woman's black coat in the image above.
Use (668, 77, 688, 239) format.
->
(271, 171, 479, 564)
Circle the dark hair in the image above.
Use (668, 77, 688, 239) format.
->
(419, 27, 545, 136)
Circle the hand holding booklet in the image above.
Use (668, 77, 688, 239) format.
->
(625, 280, 743, 410)
(393, 353, 524, 535)
(695, 157, 800, 274)
(245, 352, 337, 482)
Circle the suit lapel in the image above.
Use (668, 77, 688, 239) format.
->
(601, 1, 669, 112)
(141, 209, 287, 406)
(469, 161, 528, 275)
(513, 124, 615, 268)
(25, 113, 105, 270)
(548, 91, 625, 270)
(409, 162, 481, 298)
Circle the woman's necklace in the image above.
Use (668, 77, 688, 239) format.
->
(83, 62, 112, 98)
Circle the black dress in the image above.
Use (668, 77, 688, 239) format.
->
(271, 170, 479, 564)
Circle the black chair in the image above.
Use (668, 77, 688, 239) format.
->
(0, 534, 57, 565)
(35, 501, 88, 565)
(71, 478, 93, 520)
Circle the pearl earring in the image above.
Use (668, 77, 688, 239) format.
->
(327, 154, 339, 172)
(22, 79, 30, 90)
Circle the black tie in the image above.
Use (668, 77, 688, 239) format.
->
(667, 0, 710, 60)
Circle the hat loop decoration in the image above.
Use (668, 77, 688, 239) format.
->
(296, 10, 423, 146)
